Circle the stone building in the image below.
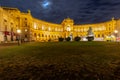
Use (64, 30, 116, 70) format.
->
(0, 6, 119, 42)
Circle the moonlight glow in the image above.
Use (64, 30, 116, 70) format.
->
(41, 0, 51, 9)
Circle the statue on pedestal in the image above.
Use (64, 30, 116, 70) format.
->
(86, 27, 94, 41)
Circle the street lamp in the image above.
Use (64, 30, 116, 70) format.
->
(17, 29, 21, 46)
(114, 30, 118, 42)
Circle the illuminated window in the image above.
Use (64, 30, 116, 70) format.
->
(48, 27, 51, 31)
(42, 25, 44, 30)
(55, 28, 57, 31)
(34, 23, 37, 29)
(25, 29, 28, 32)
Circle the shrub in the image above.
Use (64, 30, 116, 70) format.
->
(74, 36, 81, 41)
(86, 36, 94, 41)
(48, 39, 51, 42)
(65, 37, 71, 41)
(58, 37, 64, 42)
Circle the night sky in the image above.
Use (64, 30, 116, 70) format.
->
(0, 0, 120, 24)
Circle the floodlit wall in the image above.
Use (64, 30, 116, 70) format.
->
(0, 7, 119, 42)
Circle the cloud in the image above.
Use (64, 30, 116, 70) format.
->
(0, 0, 120, 24)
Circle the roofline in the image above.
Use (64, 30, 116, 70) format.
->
(1, 6, 19, 11)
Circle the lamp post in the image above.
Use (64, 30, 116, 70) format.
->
(66, 26, 71, 37)
(17, 29, 21, 46)
(114, 30, 118, 42)
(66, 26, 73, 41)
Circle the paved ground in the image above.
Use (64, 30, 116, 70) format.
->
(0, 42, 19, 47)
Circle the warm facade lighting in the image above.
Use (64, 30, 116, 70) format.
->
(17, 29, 21, 33)
(0, 7, 120, 42)
(25, 29, 28, 32)
(17, 29, 21, 46)
(42, 25, 44, 30)
(48, 27, 51, 31)
(114, 30, 118, 34)
(34, 23, 37, 29)
(67, 27, 71, 31)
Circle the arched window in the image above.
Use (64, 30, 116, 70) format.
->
(52, 35, 53, 37)
(25, 35, 27, 38)
(42, 34, 44, 37)
(102, 34, 104, 37)
(48, 35, 50, 38)
(34, 33, 36, 37)
(38, 33, 40, 37)
(98, 34, 100, 37)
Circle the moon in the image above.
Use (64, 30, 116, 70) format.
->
(41, 0, 51, 9)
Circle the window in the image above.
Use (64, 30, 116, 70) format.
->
(25, 18, 27, 20)
(25, 35, 27, 38)
(42, 34, 44, 37)
(38, 33, 40, 37)
(102, 34, 104, 37)
(98, 34, 100, 37)
(24, 22, 27, 27)
(34, 33, 36, 37)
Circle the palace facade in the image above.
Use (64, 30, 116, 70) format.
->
(0, 7, 120, 42)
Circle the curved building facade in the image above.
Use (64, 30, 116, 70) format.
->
(0, 7, 119, 42)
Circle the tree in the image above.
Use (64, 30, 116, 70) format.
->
(58, 37, 64, 42)
(74, 36, 81, 41)
(65, 37, 71, 41)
